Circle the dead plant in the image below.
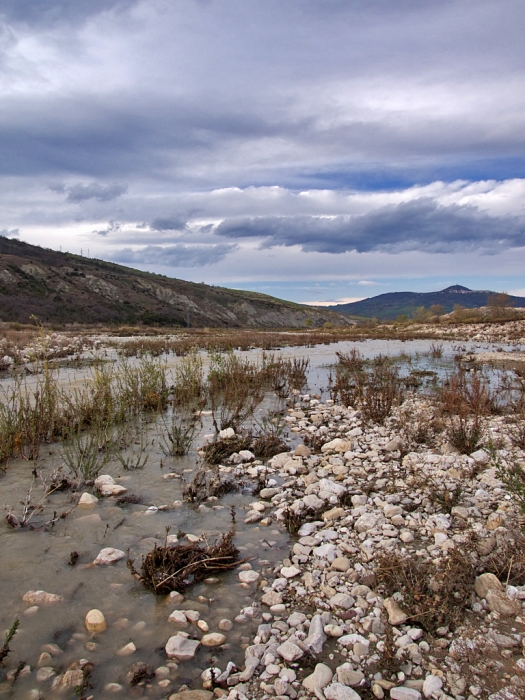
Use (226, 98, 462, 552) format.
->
(128, 530, 242, 594)
(375, 548, 476, 634)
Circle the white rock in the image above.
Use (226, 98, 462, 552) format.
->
(390, 688, 421, 700)
(277, 640, 304, 662)
(423, 674, 443, 698)
(93, 547, 126, 565)
(85, 609, 106, 633)
(23, 590, 63, 605)
(78, 492, 98, 507)
(219, 428, 235, 439)
(324, 682, 362, 700)
(281, 566, 301, 578)
(238, 570, 260, 584)
(165, 635, 200, 660)
(303, 663, 333, 692)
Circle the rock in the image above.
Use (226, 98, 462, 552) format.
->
(330, 593, 355, 610)
(276, 640, 304, 662)
(218, 619, 233, 631)
(169, 610, 189, 627)
(294, 444, 311, 458)
(476, 537, 497, 555)
(219, 428, 235, 439)
(169, 591, 184, 604)
(305, 614, 327, 653)
(470, 449, 490, 463)
(313, 543, 337, 561)
(324, 682, 362, 699)
(318, 478, 347, 496)
(244, 510, 263, 524)
(261, 591, 283, 606)
(85, 609, 107, 633)
(390, 688, 421, 700)
(304, 494, 325, 509)
(281, 566, 301, 578)
(324, 507, 346, 521)
(384, 597, 409, 625)
(422, 675, 442, 698)
(354, 513, 380, 533)
(78, 492, 98, 507)
(486, 512, 506, 530)
(385, 437, 404, 452)
(165, 635, 200, 660)
(331, 557, 351, 572)
(486, 590, 521, 616)
(36, 666, 56, 682)
(116, 642, 136, 656)
(238, 570, 260, 584)
(238, 450, 255, 462)
(52, 669, 84, 691)
(93, 547, 126, 565)
(303, 663, 333, 692)
(325, 624, 343, 637)
(101, 483, 128, 497)
(238, 655, 260, 682)
(23, 590, 63, 605)
(94, 474, 115, 488)
(336, 665, 364, 686)
(474, 573, 503, 598)
(168, 691, 213, 700)
(201, 633, 226, 647)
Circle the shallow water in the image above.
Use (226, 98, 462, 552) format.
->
(0, 336, 522, 697)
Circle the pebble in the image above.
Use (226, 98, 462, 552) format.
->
(85, 609, 106, 633)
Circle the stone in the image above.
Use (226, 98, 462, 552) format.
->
(36, 667, 56, 683)
(384, 598, 409, 625)
(238, 570, 260, 584)
(276, 640, 304, 662)
(385, 437, 404, 452)
(331, 557, 351, 572)
(474, 573, 503, 598)
(486, 590, 521, 616)
(169, 610, 189, 627)
(354, 513, 380, 533)
(422, 675, 442, 698)
(294, 444, 311, 458)
(390, 688, 421, 700)
(325, 624, 343, 637)
(165, 635, 200, 660)
(470, 449, 490, 463)
(336, 665, 364, 686)
(305, 614, 327, 653)
(168, 692, 213, 700)
(324, 507, 346, 521)
(304, 494, 325, 509)
(94, 474, 115, 488)
(261, 591, 283, 606)
(85, 609, 107, 633)
(201, 633, 226, 647)
(218, 619, 233, 631)
(303, 663, 333, 692)
(281, 566, 301, 578)
(219, 428, 235, 439)
(330, 593, 355, 610)
(324, 682, 362, 699)
(78, 492, 98, 507)
(101, 483, 128, 496)
(116, 642, 136, 656)
(52, 669, 84, 691)
(93, 547, 126, 565)
(23, 590, 63, 605)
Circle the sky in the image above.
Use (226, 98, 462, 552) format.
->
(0, 0, 524, 305)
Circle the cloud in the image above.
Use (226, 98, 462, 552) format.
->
(65, 182, 128, 202)
(215, 199, 525, 255)
(0, 0, 137, 27)
(109, 242, 237, 267)
(93, 221, 121, 236)
(0, 228, 20, 237)
(149, 215, 187, 231)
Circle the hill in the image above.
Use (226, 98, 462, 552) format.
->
(328, 285, 525, 320)
(0, 238, 350, 328)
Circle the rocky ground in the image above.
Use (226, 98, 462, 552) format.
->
(169, 394, 525, 700)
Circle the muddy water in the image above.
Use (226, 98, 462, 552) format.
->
(0, 337, 522, 698)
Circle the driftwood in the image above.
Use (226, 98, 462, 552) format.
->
(127, 530, 242, 594)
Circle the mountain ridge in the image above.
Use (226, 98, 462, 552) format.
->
(0, 238, 350, 328)
(327, 285, 525, 320)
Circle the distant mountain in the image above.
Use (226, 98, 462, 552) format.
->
(327, 285, 525, 320)
(0, 238, 350, 328)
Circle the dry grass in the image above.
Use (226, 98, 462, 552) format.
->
(128, 530, 241, 594)
(375, 548, 476, 634)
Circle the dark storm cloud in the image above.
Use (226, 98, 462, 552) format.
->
(215, 200, 525, 255)
(58, 182, 128, 202)
(93, 221, 122, 236)
(0, 0, 137, 26)
(110, 243, 237, 267)
(150, 216, 187, 232)
(0, 228, 19, 237)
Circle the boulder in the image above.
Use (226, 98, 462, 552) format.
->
(303, 663, 333, 693)
(474, 573, 503, 599)
(384, 598, 409, 625)
(165, 635, 200, 661)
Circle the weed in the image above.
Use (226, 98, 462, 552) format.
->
(490, 447, 525, 517)
(182, 464, 240, 502)
(60, 426, 112, 484)
(201, 434, 253, 465)
(361, 355, 404, 424)
(0, 619, 19, 665)
(113, 430, 149, 470)
(429, 342, 444, 358)
(446, 414, 484, 454)
(160, 410, 201, 457)
(252, 413, 288, 459)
